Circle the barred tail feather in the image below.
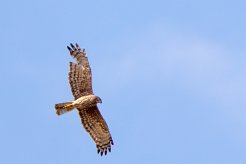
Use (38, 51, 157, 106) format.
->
(54, 102, 75, 115)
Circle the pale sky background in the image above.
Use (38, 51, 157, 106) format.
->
(0, 0, 246, 164)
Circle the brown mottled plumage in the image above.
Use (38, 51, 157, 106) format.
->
(55, 43, 113, 156)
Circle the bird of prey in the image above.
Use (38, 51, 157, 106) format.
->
(54, 43, 113, 156)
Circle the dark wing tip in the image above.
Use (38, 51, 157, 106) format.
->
(76, 43, 81, 51)
(97, 148, 109, 156)
(67, 46, 72, 51)
(111, 138, 114, 145)
(75, 43, 79, 47)
(70, 43, 76, 50)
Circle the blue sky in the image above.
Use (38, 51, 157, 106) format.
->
(0, 0, 246, 163)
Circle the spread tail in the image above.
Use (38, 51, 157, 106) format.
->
(54, 102, 75, 115)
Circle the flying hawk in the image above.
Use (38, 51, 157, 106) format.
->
(55, 43, 113, 156)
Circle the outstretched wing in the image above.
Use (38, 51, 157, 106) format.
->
(78, 106, 114, 156)
(67, 43, 93, 99)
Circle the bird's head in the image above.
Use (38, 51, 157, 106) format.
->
(95, 96, 102, 104)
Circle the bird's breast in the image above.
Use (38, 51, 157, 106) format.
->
(73, 95, 97, 108)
